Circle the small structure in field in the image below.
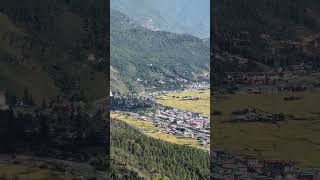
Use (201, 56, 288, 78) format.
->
(283, 96, 302, 101)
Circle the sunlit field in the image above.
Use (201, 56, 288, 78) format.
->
(157, 90, 210, 116)
(214, 90, 320, 169)
(111, 112, 203, 148)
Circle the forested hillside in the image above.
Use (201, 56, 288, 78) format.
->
(111, 119, 210, 180)
(213, 0, 320, 84)
(0, 1, 108, 179)
(111, 10, 210, 94)
(0, 0, 107, 103)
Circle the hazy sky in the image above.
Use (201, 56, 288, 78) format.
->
(111, 0, 210, 38)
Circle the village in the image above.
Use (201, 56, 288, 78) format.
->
(225, 64, 313, 84)
(155, 107, 210, 147)
(110, 82, 211, 150)
(229, 107, 287, 123)
(138, 82, 209, 99)
(224, 62, 317, 86)
(212, 149, 320, 180)
(213, 62, 320, 103)
(113, 104, 210, 150)
(132, 70, 209, 93)
(138, 83, 210, 148)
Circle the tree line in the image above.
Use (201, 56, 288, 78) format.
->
(111, 119, 210, 180)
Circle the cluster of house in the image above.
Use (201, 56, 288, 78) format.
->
(228, 84, 313, 96)
(231, 108, 285, 123)
(140, 91, 167, 101)
(120, 111, 153, 126)
(136, 74, 190, 86)
(140, 84, 209, 102)
(191, 71, 210, 80)
(181, 82, 209, 90)
(134, 70, 209, 86)
(180, 96, 204, 101)
(226, 71, 290, 85)
(155, 107, 210, 146)
(225, 64, 313, 86)
(276, 85, 308, 92)
(212, 149, 320, 179)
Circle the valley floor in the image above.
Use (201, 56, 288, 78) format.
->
(111, 88, 210, 151)
(157, 89, 210, 116)
(214, 89, 320, 169)
(111, 112, 203, 149)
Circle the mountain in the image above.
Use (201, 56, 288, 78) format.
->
(0, 0, 107, 103)
(213, 0, 320, 84)
(111, 10, 210, 94)
(110, 0, 210, 38)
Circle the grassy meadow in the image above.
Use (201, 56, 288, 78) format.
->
(111, 112, 157, 132)
(157, 90, 210, 116)
(214, 90, 320, 169)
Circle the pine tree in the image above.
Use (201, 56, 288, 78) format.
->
(23, 87, 29, 105)
(29, 94, 34, 106)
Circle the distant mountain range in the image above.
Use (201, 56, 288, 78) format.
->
(111, 10, 210, 94)
(111, 0, 210, 38)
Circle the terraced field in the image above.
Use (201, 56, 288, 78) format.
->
(214, 90, 320, 169)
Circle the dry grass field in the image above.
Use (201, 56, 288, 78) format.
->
(214, 90, 320, 169)
(157, 90, 210, 116)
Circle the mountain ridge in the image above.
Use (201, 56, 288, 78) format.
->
(111, 0, 210, 38)
(111, 10, 210, 94)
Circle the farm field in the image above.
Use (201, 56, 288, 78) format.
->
(214, 90, 320, 169)
(157, 89, 210, 116)
(111, 112, 202, 148)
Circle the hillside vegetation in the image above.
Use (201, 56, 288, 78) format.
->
(111, 10, 209, 94)
(111, 119, 210, 179)
(0, 0, 107, 103)
(213, 0, 320, 83)
(0, 1, 108, 179)
(111, 0, 210, 38)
